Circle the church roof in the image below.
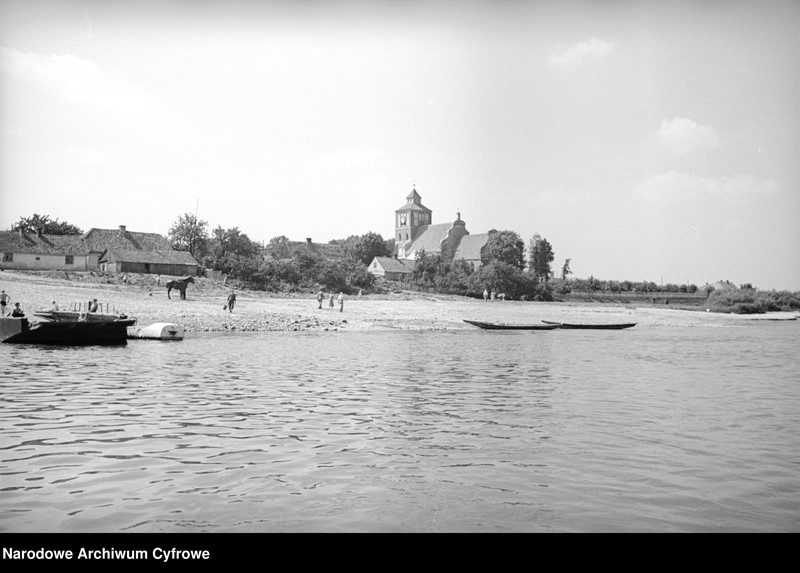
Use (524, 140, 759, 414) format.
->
(404, 223, 452, 254)
(454, 233, 490, 261)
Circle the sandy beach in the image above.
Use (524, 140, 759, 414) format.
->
(0, 270, 796, 333)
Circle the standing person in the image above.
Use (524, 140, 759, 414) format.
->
(0, 290, 9, 316)
(329, 293, 335, 309)
(358, 289, 363, 299)
(338, 292, 344, 313)
(317, 289, 325, 309)
(483, 289, 488, 302)
(227, 290, 236, 313)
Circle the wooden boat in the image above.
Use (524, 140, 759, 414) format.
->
(463, 319, 559, 331)
(1, 317, 130, 345)
(127, 322, 184, 341)
(542, 320, 637, 330)
(33, 310, 134, 324)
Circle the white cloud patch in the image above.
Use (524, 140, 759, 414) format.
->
(0, 47, 155, 114)
(547, 37, 614, 68)
(658, 117, 720, 154)
(637, 171, 777, 202)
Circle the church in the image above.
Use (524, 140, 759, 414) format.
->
(368, 187, 493, 281)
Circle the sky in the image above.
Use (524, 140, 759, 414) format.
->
(1, 0, 798, 290)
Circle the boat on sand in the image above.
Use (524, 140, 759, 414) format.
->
(542, 320, 636, 330)
(463, 319, 559, 331)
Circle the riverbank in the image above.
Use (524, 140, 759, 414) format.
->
(1, 270, 797, 332)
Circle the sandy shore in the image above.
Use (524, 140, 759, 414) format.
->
(1, 270, 796, 332)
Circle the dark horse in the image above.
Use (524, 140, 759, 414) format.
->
(166, 276, 195, 300)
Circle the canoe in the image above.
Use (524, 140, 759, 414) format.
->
(1, 317, 129, 345)
(127, 322, 185, 341)
(463, 319, 559, 331)
(542, 320, 637, 330)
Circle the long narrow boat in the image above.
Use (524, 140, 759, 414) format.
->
(1, 317, 130, 345)
(541, 320, 637, 330)
(463, 319, 559, 331)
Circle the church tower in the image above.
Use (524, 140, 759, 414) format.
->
(395, 186, 432, 256)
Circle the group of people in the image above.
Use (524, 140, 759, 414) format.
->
(482, 289, 506, 302)
(317, 290, 345, 312)
(0, 290, 24, 318)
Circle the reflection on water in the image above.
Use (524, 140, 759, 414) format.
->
(1, 324, 799, 532)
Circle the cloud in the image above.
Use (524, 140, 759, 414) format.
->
(658, 117, 720, 154)
(637, 171, 777, 202)
(547, 37, 614, 68)
(0, 47, 155, 114)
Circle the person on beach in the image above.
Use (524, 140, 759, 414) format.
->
(317, 290, 325, 309)
(11, 302, 24, 318)
(88, 299, 99, 312)
(51, 301, 59, 311)
(338, 292, 344, 312)
(329, 293, 335, 309)
(483, 289, 488, 302)
(358, 289, 363, 299)
(0, 290, 9, 316)
(227, 290, 237, 312)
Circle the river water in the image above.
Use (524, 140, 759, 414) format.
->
(1, 321, 798, 532)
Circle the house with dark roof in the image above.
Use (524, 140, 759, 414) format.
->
(0, 228, 93, 271)
(98, 248, 200, 276)
(1, 224, 200, 276)
(368, 256, 416, 281)
(391, 187, 492, 269)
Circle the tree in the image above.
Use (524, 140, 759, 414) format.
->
(486, 230, 525, 269)
(168, 213, 209, 259)
(11, 214, 83, 235)
(347, 231, 392, 265)
(205, 226, 261, 275)
(561, 258, 572, 280)
(529, 234, 555, 283)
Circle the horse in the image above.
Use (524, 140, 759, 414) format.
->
(166, 276, 195, 300)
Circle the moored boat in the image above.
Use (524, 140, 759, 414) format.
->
(127, 322, 184, 341)
(463, 319, 559, 331)
(542, 320, 637, 330)
(1, 317, 129, 345)
(33, 310, 134, 324)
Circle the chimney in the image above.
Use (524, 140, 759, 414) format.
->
(36, 228, 43, 237)
(306, 238, 312, 245)
(119, 225, 127, 236)
(18, 227, 24, 237)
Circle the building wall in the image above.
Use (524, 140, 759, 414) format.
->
(0, 253, 89, 271)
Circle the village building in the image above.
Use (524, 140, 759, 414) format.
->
(368, 257, 416, 281)
(0, 225, 200, 276)
(0, 228, 93, 271)
(368, 187, 493, 279)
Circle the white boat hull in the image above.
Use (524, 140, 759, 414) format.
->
(127, 322, 184, 341)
